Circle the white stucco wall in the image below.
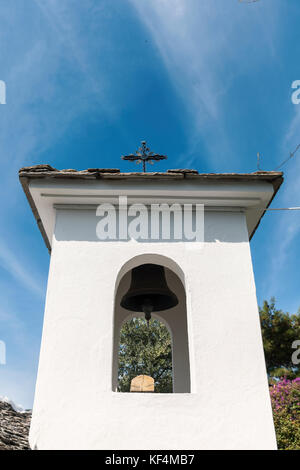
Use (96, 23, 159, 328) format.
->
(29, 207, 277, 450)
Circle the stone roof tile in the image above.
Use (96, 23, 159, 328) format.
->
(0, 401, 31, 450)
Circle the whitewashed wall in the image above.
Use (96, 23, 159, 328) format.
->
(29, 208, 276, 450)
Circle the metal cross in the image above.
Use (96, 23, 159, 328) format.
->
(121, 141, 167, 172)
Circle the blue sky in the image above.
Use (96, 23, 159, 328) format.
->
(0, 0, 300, 409)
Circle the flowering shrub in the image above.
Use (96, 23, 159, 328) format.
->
(270, 377, 300, 450)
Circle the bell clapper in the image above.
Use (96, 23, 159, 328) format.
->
(142, 298, 153, 328)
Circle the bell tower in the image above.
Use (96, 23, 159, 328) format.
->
(19, 164, 283, 450)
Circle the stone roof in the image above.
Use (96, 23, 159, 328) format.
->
(19, 165, 283, 183)
(0, 401, 31, 450)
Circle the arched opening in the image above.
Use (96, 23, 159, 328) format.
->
(112, 254, 191, 393)
(118, 316, 173, 393)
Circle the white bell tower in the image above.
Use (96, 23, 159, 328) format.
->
(19, 164, 282, 450)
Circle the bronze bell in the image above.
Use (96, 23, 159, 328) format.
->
(121, 264, 178, 325)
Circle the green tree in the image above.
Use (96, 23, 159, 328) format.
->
(259, 298, 300, 381)
(118, 317, 172, 393)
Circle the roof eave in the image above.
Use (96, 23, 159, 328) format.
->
(19, 167, 283, 253)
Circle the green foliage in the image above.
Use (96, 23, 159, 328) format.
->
(118, 317, 172, 393)
(270, 378, 300, 450)
(260, 299, 300, 449)
(259, 298, 300, 380)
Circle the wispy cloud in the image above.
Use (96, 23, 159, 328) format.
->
(33, 0, 110, 108)
(265, 102, 300, 303)
(0, 1, 120, 311)
(129, 0, 280, 168)
(0, 241, 44, 297)
(276, 104, 300, 253)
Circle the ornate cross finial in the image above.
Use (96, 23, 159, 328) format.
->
(121, 141, 167, 172)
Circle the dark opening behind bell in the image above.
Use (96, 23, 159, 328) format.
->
(120, 264, 178, 325)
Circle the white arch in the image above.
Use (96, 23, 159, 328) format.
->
(114, 253, 186, 298)
(112, 254, 191, 393)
